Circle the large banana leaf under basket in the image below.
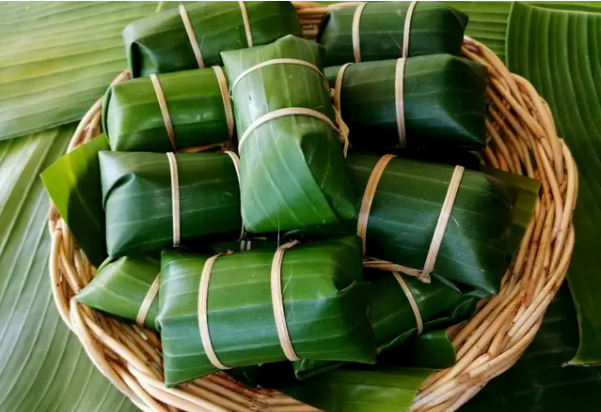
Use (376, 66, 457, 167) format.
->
(47, 2, 578, 412)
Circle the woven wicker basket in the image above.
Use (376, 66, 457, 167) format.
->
(48, 3, 578, 412)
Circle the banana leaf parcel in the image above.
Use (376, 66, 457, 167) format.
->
(99, 151, 242, 258)
(103, 68, 235, 152)
(318, 2, 468, 66)
(75, 255, 160, 331)
(124, 1, 302, 78)
(294, 270, 471, 379)
(158, 236, 376, 386)
(349, 153, 513, 296)
(221, 35, 356, 233)
(325, 55, 487, 150)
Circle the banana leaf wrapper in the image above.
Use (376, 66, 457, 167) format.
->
(221, 35, 356, 233)
(293, 271, 472, 379)
(318, 2, 468, 66)
(324, 55, 487, 150)
(41, 136, 109, 266)
(267, 364, 436, 412)
(75, 255, 160, 331)
(350, 153, 513, 296)
(158, 236, 376, 386)
(99, 151, 242, 258)
(102, 68, 232, 152)
(124, 1, 302, 78)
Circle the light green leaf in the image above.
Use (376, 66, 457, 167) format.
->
(0, 124, 135, 412)
(0, 1, 156, 140)
(447, 1, 512, 61)
(506, 0, 601, 366)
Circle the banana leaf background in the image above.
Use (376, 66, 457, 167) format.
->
(3, 2, 601, 412)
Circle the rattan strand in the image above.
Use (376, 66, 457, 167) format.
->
(48, 3, 578, 412)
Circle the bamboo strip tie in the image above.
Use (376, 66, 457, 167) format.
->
(224, 150, 245, 240)
(357, 154, 465, 283)
(179, 5, 205, 68)
(136, 275, 161, 328)
(395, 58, 408, 148)
(198, 254, 231, 370)
(392, 272, 424, 334)
(213, 66, 235, 141)
(271, 240, 300, 361)
(352, 1, 418, 63)
(238, 1, 253, 47)
(166, 153, 180, 247)
(151, 75, 177, 151)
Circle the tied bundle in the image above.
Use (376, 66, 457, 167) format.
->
(294, 270, 472, 379)
(318, 1, 468, 66)
(103, 68, 234, 152)
(158, 237, 376, 386)
(76, 255, 161, 331)
(222, 35, 356, 233)
(326, 55, 487, 150)
(350, 153, 513, 296)
(124, 1, 302, 77)
(99, 151, 243, 257)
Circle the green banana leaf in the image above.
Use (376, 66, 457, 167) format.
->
(278, 365, 436, 412)
(159, 236, 376, 386)
(447, 1, 512, 61)
(402, 329, 457, 369)
(103, 68, 232, 152)
(99, 151, 242, 258)
(75, 255, 160, 331)
(318, 2, 468, 66)
(506, 1, 601, 366)
(348, 153, 513, 296)
(124, 1, 302, 78)
(325, 54, 487, 150)
(0, 2, 156, 140)
(293, 270, 471, 379)
(0, 124, 137, 412)
(210, 238, 278, 253)
(41, 136, 109, 267)
(222, 35, 356, 233)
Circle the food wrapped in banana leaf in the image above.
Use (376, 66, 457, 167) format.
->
(222, 35, 356, 233)
(318, 2, 468, 66)
(350, 153, 512, 296)
(100, 151, 242, 258)
(103, 68, 235, 152)
(158, 236, 376, 386)
(124, 1, 302, 77)
(293, 270, 472, 379)
(75, 255, 160, 331)
(325, 55, 486, 150)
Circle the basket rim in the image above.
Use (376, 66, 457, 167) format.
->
(47, 13, 578, 412)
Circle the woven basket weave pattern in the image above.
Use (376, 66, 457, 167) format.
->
(48, 3, 578, 412)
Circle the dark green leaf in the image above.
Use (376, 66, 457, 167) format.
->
(325, 55, 487, 150)
(318, 2, 467, 66)
(124, 1, 302, 77)
(222, 35, 356, 233)
(158, 236, 376, 386)
(41, 136, 109, 266)
(280, 365, 435, 412)
(506, 1, 601, 365)
(348, 153, 513, 296)
(99, 151, 242, 258)
(103, 68, 232, 152)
